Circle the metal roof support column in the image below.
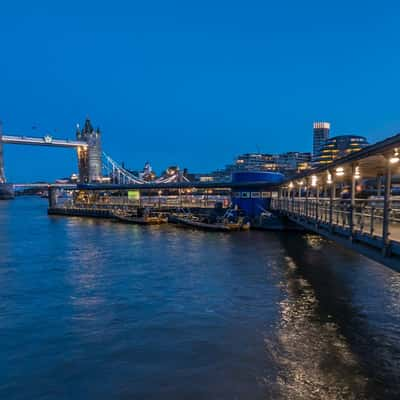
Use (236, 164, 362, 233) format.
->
(349, 163, 356, 239)
(286, 187, 290, 211)
(305, 179, 309, 217)
(382, 161, 392, 256)
(320, 185, 323, 221)
(377, 174, 382, 197)
(290, 187, 294, 213)
(285, 187, 288, 211)
(329, 171, 335, 229)
(278, 186, 282, 210)
(298, 184, 302, 215)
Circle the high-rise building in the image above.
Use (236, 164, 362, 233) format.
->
(314, 135, 369, 166)
(313, 122, 330, 160)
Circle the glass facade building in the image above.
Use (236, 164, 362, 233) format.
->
(314, 135, 369, 166)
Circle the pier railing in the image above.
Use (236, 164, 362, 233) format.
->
(271, 197, 400, 254)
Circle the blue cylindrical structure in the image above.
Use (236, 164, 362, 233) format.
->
(231, 171, 284, 217)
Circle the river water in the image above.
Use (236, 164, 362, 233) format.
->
(1, 197, 399, 399)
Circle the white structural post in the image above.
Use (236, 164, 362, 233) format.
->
(382, 162, 392, 255)
(305, 180, 309, 217)
(377, 174, 382, 197)
(329, 172, 335, 226)
(350, 164, 356, 238)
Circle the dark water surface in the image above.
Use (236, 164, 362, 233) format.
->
(1, 198, 399, 399)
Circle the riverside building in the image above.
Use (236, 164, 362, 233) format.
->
(235, 153, 278, 171)
(314, 134, 369, 166)
(201, 151, 311, 182)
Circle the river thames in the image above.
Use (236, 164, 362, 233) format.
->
(1, 197, 399, 399)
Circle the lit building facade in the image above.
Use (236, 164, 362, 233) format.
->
(313, 122, 330, 160)
(235, 153, 278, 171)
(276, 152, 312, 173)
(314, 135, 369, 166)
(199, 151, 312, 182)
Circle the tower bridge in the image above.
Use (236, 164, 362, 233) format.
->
(0, 117, 193, 198)
(0, 118, 100, 186)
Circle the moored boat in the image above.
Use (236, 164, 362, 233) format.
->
(113, 209, 168, 225)
(171, 214, 250, 232)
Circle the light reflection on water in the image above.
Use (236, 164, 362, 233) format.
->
(0, 198, 399, 400)
(270, 254, 367, 399)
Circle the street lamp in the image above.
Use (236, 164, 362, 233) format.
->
(335, 166, 345, 177)
(327, 171, 333, 184)
(311, 175, 317, 187)
(354, 166, 361, 180)
(390, 148, 399, 164)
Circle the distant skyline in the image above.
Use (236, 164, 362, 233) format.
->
(1, 0, 400, 181)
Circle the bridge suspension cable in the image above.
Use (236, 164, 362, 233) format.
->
(102, 152, 191, 185)
(102, 152, 146, 184)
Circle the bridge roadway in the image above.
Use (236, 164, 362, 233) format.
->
(14, 183, 77, 188)
(1, 135, 87, 148)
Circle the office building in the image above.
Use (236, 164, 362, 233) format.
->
(313, 122, 330, 160)
(314, 135, 369, 166)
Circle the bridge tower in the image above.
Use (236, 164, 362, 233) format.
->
(76, 117, 102, 183)
(0, 121, 5, 183)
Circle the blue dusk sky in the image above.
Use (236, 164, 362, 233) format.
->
(1, 0, 400, 181)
